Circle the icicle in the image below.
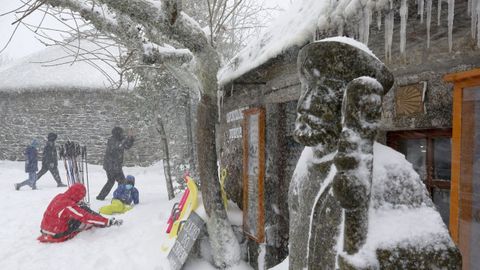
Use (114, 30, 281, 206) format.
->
(419, 0, 425, 23)
(400, 0, 408, 55)
(377, 10, 382, 30)
(359, 17, 365, 43)
(355, 21, 360, 41)
(448, 0, 454, 52)
(384, 10, 394, 62)
(426, 0, 432, 48)
(364, 6, 372, 45)
(469, 0, 472, 16)
(437, 0, 442, 26)
(338, 22, 345, 36)
(477, 0, 480, 47)
(472, 0, 478, 39)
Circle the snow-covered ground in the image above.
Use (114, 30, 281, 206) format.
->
(0, 160, 267, 270)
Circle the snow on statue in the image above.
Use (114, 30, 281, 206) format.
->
(288, 37, 461, 269)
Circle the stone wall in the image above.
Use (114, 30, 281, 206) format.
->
(0, 89, 181, 167)
(219, 50, 302, 268)
(382, 70, 453, 131)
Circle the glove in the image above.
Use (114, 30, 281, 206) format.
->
(78, 201, 90, 209)
(108, 218, 123, 227)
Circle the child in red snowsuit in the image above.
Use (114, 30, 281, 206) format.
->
(38, 183, 122, 243)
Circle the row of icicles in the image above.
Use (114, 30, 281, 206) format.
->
(315, 0, 479, 62)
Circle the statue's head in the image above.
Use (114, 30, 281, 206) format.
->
(294, 38, 394, 148)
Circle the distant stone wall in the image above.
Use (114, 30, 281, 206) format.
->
(0, 89, 164, 166)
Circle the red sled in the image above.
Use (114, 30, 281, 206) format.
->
(37, 231, 79, 243)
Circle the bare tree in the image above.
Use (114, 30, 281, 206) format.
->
(156, 115, 175, 200)
(183, 0, 279, 59)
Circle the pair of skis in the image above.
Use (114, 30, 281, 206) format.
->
(59, 141, 90, 204)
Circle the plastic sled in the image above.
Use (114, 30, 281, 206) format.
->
(37, 231, 79, 243)
(161, 175, 198, 252)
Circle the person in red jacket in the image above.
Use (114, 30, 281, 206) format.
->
(38, 183, 123, 243)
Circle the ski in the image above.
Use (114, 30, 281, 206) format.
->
(59, 141, 90, 204)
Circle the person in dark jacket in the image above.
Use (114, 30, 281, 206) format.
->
(36, 133, 67, 187)
(96, 127, 134, 200)
(15, 139, 39, 190)
(38, 183, 123, 243)
(99, 175, 139, 215)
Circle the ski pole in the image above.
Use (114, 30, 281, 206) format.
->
(84, 146, 90, 204)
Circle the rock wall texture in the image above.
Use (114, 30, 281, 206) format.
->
(0, 89, 190, 171)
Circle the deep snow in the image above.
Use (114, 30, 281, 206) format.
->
(0, 160, 260, 270)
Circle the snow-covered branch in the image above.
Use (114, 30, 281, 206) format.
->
(47, 0, 142, 50)
(96, 0, 211, 54)
(142, 43, 192, 65)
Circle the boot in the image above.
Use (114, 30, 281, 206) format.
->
(57, 183, 67, 187)
(14, 183, 20, 191)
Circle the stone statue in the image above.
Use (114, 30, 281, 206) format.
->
(288, 38, 461, 270)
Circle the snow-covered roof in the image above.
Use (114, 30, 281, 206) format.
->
(218, 0, 325, 85)
(0, 39, 129, 92)
(218, 0, 463, 85)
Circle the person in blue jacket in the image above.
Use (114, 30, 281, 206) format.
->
(99, 175, 139, 215)
(15, 139, 39, 190)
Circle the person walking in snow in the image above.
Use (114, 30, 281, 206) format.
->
(38, 183, 123, 243)
(36, 133, 67, 187)
(15, 139, 39, 190)
(96, 127, 135, 200)
(99, 175, 139, 215)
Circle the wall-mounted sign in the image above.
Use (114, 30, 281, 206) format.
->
(167, 212, 205, 270)
(395, 82, 426, 116)
(242, 108, 265, 243)
(229, 127, 242, 139)
(227, 107, 248, 123)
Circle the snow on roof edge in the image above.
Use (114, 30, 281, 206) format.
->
(218, 0, 326, 86)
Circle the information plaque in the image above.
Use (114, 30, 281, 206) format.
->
(167, 212, 205, 270)
(242, 108, 265, 243)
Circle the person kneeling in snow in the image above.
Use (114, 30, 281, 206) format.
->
(38, 183, 123, 243)
(99, 175, 139, 215)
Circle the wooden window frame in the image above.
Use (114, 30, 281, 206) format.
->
(443, 68, 480, 251)
(387, 128, 452, 194)
(242, 108, 266, 243)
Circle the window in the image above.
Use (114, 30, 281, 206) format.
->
(387, 129, 452, 226)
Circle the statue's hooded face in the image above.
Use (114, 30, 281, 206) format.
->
(293, 39, 394, 148)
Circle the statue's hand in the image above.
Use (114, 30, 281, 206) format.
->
(332, 153, 369, 210)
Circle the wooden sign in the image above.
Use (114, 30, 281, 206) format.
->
(167, 212, 205, 270)
(242, 108, 265, 243)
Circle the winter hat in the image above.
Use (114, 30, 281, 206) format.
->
(126, 175, 135, 185)
(47, 132, 57, 141)
(112, 127, 124, 139)
(65, 183, 86, 202)
(31, 139, 39, 147)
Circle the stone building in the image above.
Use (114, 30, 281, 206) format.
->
(217, 0, 479, 269)
(0, 41, 194, 181)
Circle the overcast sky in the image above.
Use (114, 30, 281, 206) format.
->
(0, 0, 292, 61)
